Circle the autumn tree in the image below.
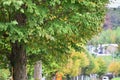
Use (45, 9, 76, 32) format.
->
(85, 54, 99, 75)
(61, 50, 89, 76)
(85, 56, 107, 77)
(0, 0, 108, 80)
(108, 61, 120, 76)
(95, 58, 107, 76)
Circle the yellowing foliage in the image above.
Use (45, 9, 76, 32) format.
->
(95, 58, 107, 75)
(91, 60, 100, 73)
(61, 50, 89, 76)
(85, 57, 107, 75)
(108, 61, 120, 76)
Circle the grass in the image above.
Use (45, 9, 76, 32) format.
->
(112, 77, 120, 80)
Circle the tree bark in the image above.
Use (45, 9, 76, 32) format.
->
(34, 61, 42, 80)
(10, 41, 27, 80)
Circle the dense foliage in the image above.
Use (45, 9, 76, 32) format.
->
(0, 0, 108, 79)
(108, 61, 120, 76)
(85, 55, 107, 76)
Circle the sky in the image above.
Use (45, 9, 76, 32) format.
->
(107, 0, 120, 8)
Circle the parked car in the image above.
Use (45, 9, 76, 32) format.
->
(105, 73, 114, 79)
(102, 76, 109, 80)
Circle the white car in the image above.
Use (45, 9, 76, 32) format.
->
(102, 76, 109, 80)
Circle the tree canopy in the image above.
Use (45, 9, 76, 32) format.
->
(0, 0, 108, 80)
(0, 0, 108, 52)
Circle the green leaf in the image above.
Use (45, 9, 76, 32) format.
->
(16, 1, 24, 6)
(20, 9, 24, 13)
(71, 0, 75, 3)
(3, 1, 12, 6)
(11, 21, 18, 25)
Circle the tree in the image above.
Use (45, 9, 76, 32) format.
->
(85, 54, 99, 75)
(89, 27, 120, 44)
(84, 56, 107, 77)
(108, 61, 120, 76)
(95, 58, 107, 76)
(34, 61, 42, 80)
(0, 0, 108, 80)
(61, 50, 89, 76)
(89, 27, 120, 59)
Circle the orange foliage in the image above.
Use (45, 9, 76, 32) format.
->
(108, 61, 120, 76)
(56, 72, 63, 80)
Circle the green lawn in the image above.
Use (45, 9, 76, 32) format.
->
(112, 77, 120, 80)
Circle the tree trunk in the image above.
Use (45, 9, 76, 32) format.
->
(10, 41, 27, 80)
(34, 61, 42, 80)
(81, 75, 84, 80)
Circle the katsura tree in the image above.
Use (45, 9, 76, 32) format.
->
(0, 0, 108, 80)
